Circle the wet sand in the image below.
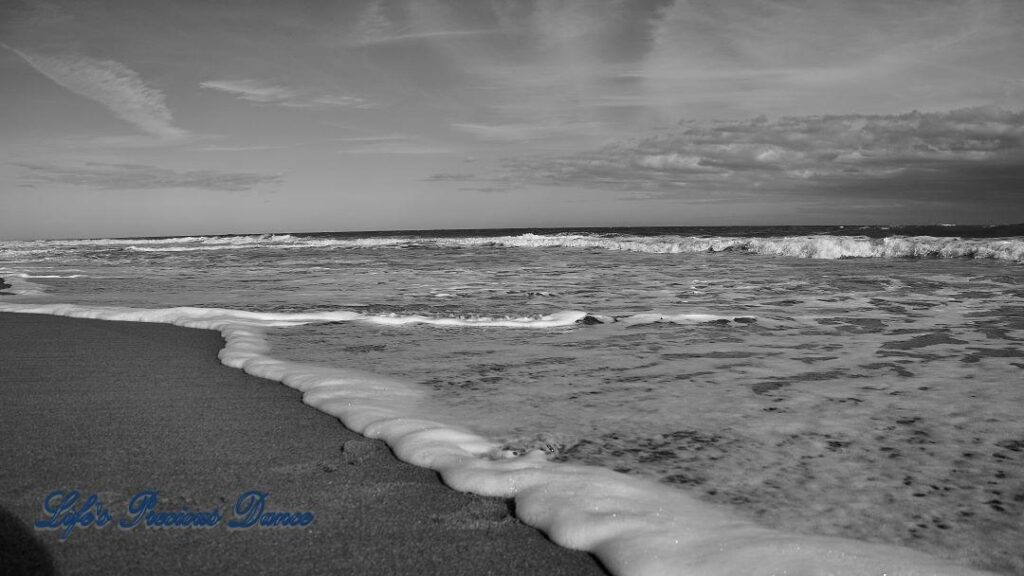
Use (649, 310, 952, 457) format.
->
(0, 312, 607, 575)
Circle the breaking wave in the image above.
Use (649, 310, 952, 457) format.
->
(3, 232, 1021, 262)
(432, 234, 1024, 261)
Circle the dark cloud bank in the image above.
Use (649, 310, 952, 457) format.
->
(446, 107, 1024, 210)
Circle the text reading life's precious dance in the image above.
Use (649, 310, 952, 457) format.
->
(34, 489, 315, 541)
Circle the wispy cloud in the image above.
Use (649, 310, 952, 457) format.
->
(451, 122, 603, 143)
(360, 0, 1022, 135)
(3, 44, 188, 141)
(200, 79, 371, 109)
(423, 172, 516, 193)
(347, 0, 494, 47)
(440, 107, 1024, 199)
(351, 28, 496, 47)
(334, 135, 452, 155)
(424, 172, 476, 182)
(15, 162, 284, 191)
(638, 0, 1024, 117)
(192, 144, 288, 153)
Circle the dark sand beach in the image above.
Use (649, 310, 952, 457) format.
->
(0, 312, 607, 575)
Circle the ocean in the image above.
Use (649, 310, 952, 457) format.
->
(2, 225, 1022, 575)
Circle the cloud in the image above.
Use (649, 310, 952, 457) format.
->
(193, 144, 288, 153)
(200, 79, 371, 109)
(434, 0, 677, 134)
(334, 136, 453, 155)
(14, 162, 284, 191)
(3, 44, 188, 141)
(636, 0, 1024, 118)
(349, 0, 397, 46)
(424, 172, 475, 181)
(427, 0, 1022, 131)
(447, 107, 1024, 198)
(352, 28, 496, 47)
(451, 122, 602, 142)
(346, 0, 495, 47)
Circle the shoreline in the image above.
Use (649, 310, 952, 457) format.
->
(0, 305, 1006, 576)
(0, 312, 607, 575)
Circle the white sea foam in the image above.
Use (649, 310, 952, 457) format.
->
(361, 310, 586, 328)
(7, 232, 1020, 262)
(0, 302, 995, 576)
(15, 273, 87, 278)
(433, 233, 1024, 262)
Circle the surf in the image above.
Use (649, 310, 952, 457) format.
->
(0, 301, 997, 576)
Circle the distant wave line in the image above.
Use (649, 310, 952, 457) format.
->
(3, 232, 1022, 262)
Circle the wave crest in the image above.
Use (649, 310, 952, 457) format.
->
(3, 232, 1022, 262)
(437, 233, 1024, 262)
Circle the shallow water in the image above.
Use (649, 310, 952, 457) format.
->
(262, 254, 1024, 572)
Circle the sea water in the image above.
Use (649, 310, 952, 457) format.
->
(1, 226, 1022, 575)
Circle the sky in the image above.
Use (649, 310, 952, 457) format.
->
(1, 0, 1023, 239)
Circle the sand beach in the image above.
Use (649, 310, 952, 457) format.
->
(0, 312, 607, 575)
